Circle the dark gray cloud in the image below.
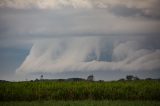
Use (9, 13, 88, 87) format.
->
(108, 5, 160, 20)
(0, 8, 160, 41)
(109, 5, 141, 17)
(111, 5, 160, 20)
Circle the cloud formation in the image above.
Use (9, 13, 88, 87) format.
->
(1, 8, 160, 42)
(0, 1, 160, 81)
(16, 37, 160, 74)
(0, 0, 160, 18)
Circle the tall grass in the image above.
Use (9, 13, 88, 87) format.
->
(1, 100, 160, 106)
(0, 80, 160, 101)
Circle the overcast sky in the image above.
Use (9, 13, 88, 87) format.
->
(0, 0, 160, 81)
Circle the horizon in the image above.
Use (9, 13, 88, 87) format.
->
(1, 74, 159, 82)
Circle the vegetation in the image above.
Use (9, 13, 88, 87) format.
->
(1, 100, 160, 106)
(0, 80, 160, 101)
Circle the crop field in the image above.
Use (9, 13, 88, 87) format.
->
(0, 80, 160, 101)
(1, 100, 160, 106)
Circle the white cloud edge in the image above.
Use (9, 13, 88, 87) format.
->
(16, 38, 160, 75)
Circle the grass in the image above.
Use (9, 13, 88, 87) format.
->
(1, 100, 160, 106)
(0, 80, 160, 101)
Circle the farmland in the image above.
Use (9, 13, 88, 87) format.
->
(1, 100, 160, 106)
(0, 80, 160, 101)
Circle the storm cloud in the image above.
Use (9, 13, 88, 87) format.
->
(16, 37, 160, 75)
(0, 0, 160, 80)
(0, 0, 160, 19)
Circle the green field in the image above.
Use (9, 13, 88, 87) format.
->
(1, 100, 160, 106)
(0, 80, 160, 101)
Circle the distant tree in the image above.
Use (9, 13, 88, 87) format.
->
(87, 75, 94, 81)
(98, 80, 104, 82)
(145, 78, 153, 80)
(0, 80, 8, 82)
(40, 75, 43, 80)
(126, 75, 134, 80)
(126, 75, 140, 80)
(118, 78, 125, 81)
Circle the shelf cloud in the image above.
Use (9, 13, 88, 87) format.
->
(0, 0, 160, 80)
(16, 37, 160, 74)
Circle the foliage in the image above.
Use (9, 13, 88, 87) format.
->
(1, 100, 160, 106)
(0, 80, 160, 101)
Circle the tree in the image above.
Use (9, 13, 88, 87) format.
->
(118, 78, 125, 81)
(87, 75, 94, 81)
(126, 75, 134, 80)
(126, 75, 140, 80)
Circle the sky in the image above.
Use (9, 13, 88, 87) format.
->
(0, 0, 160, 81)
